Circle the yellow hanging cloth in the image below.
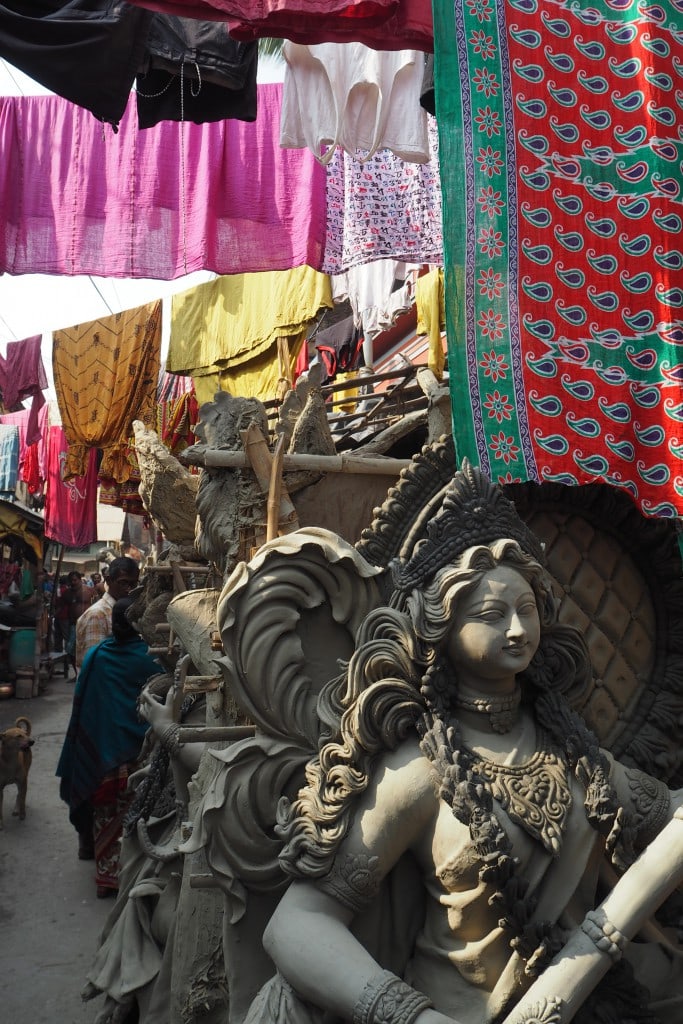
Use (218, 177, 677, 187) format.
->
(415, 269, 446, 380)
(168, 267, 332, 402)
(52, 300, 161, 483)
(192, 331, 307, 406)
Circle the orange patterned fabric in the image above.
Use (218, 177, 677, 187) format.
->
(52, 301, 161, 484)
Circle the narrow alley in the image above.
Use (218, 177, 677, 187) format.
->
(0, 678, 112, 1023)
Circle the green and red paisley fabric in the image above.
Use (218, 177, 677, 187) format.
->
(434, 0, 683, 516)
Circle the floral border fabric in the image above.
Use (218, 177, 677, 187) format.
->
(434, 0, 683, 516)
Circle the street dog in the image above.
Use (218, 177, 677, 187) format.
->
(0, 716, 34, 828)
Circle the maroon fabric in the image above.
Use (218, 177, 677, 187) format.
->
(125, 0, 433, 50)
(125, 0, 396, 22)
(0, 336, 48, 446)
(92, 767, 131, 892)
(228, 0, 432, 50)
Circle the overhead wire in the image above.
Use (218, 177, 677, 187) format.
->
(0, 312, 18, 340)
(0, 58, 25, 96)
(88, 277, 115, 316)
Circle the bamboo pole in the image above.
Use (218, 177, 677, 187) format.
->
(47, 543, 65, 652)
(181, 448, 412, 476)
(267, 433, 286, 541)
(178, 725, 256, 743)
(189, 874, 221, 889)
(144, 565, 215, 575)
(182, 675, 223, 694)
(240, 422, 299, 533)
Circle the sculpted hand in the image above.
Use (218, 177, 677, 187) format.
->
(138, 685, 175, 732)
(127, 763, 151, 792)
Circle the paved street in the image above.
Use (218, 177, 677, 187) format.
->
(0, 674, 112, 1023)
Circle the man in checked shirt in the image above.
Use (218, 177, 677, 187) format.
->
(75, 557, 140, 672)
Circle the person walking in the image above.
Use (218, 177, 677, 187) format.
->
(56, 597, 161, 897)
(74, 557, 140, 672)
(57, 571, 94, 674)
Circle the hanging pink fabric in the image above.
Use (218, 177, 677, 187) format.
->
(44, 425, 98, 548)
(0, 84, 326, 279)
(0, 336, 47, 446)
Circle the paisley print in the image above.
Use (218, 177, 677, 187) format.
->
(433, 0, 683, 515)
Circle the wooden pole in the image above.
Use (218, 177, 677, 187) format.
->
(267, 433, 286, 541)
(181, 448, 411, 476)
(239, 423, 299, 533)
(177, 725, 256, 743)
(47, 543, 65, 652)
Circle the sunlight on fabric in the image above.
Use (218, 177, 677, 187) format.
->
(0, 54, 273, 395)
(0, 272, 216, 399)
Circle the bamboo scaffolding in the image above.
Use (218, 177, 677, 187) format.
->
(182, 675, 223, 694)
(181, 449, 412, 475)
(240, 422, 299, 533)
(144, 565, 215, 575)
(178, 725, 256, 742)
(189, 874, 221, 889)
(267, 433, 286, 541)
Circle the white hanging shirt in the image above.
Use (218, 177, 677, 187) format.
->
(280, 42, 430, 165)
(333, 260, 417, 344)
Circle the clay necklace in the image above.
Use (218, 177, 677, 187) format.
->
(454, 682, 522, 734)
(463, 730, 573, 857)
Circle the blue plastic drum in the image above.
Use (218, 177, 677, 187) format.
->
(9, 628, 36, 671)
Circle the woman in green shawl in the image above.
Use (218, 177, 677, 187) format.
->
(57, 596, 160, 897)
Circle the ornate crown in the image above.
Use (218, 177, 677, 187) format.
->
(391, 459, 545, 593)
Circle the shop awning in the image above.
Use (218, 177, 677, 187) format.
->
(0, 498, 44, 561)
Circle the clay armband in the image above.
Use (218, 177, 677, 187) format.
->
(621, 765, 670, 846)
(316, 853, 382, 914)
(352, 971, 433, 1024)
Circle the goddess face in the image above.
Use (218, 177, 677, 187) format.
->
(445, 564, 541, 695)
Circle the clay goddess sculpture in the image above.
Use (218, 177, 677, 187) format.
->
(231, 458, 683, 1024)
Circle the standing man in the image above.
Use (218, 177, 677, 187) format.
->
(90, 572, 106, 598)
(75, 557, 140, 671)
(59, 572, 95, 674)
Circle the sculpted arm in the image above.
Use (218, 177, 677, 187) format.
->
(265, 884, 455, 1024)
(137, 685, 203, 773)
(605, 752, 681, 848)
(263, 744, 462, 1024)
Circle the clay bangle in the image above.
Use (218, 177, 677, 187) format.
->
(159, 723, 183, 755)
(352, 971, 432, 1024)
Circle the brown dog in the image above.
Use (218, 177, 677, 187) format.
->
(0, 716, 34, 828)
